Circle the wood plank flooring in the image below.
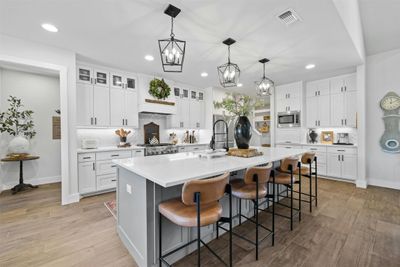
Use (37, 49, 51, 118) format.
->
(1, 178, 399, 267)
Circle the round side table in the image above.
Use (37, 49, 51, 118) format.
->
(1, 155, 40, 194)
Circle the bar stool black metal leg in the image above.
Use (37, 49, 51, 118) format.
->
(195, 192, 201, 267)
(159, 213, 162, 267)
(290, 171, 293, 231)
(272, 171, 275, 246)
(255, 176, 259, 261)
(216, 222, 219, 239)
(309, 162, 312, 212)
(315, 157, 318, 207)
(228, 184, 233, 267)
(239, 199, 242, 225)
(298, 162, 302, 222)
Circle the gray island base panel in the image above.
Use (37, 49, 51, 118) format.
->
(113, 147, 308, 267)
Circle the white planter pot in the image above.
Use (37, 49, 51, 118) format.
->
(8, 135, 30, 154)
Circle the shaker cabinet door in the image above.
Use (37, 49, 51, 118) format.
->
(125, 90, 138, 128)
(327, 153, 342, 178)
(110, 88, 125, 126)
(306, 97, 318, 128)
(76, 83, 93, 126)
(318, 94, 331, 127)
(78, 162, 96, 194)
(342, 154, 357, 180)
(344, 91, 357, 127)
(93, 86, 110, 126)
(330, 93, 345, 127)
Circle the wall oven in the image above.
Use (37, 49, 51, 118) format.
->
(277, 111, 301, 128)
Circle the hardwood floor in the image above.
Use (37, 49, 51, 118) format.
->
(1, 179, 399, 267)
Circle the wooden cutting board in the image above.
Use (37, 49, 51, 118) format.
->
(227, 148, 263, 158)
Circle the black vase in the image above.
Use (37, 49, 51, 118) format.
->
(234, 116, 252, 149)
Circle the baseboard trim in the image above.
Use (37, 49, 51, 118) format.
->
(1, 175, 61, 191)
(62, 193, 80, 205)
(368, 178, 400, 190)
(356, 179, 368, 189)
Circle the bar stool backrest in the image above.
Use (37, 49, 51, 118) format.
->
(243, 163, 273, 184)
(280, 157, 300, 172)
(301, 152, 316, 164)
(181, 172, 229, 206)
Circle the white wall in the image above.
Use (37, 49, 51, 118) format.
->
(0, 69, 61, 187)
(0, 34, 77, 204)
(366, 48, 400, 189)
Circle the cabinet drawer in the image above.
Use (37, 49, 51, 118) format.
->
(302, 145, 327, 153)
(276, 144, 301, 149)
(97, 174, 117, 191)
(132, 149, 144, 157)
(178, 146, 186, 152)
(78, 153, 95, 162)
(327, 147, 357, 155)
(96, 150, 132, 160)
(96, 160, 118, 175)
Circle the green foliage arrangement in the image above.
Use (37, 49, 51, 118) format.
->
(0, 95, 36, 139)
(214, 93, 263, 117)
(149, 78, 171, 100)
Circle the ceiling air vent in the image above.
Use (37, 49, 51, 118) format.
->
(277, 9, 301, 26)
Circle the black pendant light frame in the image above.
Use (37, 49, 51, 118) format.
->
(217, 38, 240, 88)
(255, 58, 274, 96)
(158, 4, 186, 73)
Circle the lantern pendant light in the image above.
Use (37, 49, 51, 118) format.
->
(217, 38, 240, 88)
(255, 58, 274, 96)
(158, 4, 186, 72)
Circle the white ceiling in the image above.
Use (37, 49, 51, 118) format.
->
(0, 0, 363, 93)
(359, 0, 400, 56)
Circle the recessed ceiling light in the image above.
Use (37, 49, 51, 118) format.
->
(201, 72, 208, 77)
(41, 23, 58, 32)
(237, 83, 243, 87)
(144, 55, 154, 61)
(305, 64, 316, 70)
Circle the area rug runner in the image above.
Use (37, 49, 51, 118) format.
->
(104, 199, 117, 219)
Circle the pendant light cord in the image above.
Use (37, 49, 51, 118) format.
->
(263, 63, 266, 79)
(227, 45, 231, 64)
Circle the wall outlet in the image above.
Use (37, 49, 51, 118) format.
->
(126, 184, 132, 194)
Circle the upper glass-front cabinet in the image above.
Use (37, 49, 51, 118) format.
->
(111, 74, 124, 89)
(77, 66, 92, 84)
(95, 70, 109, 87)
(125, 76, 136, 90)
(198, 92, 204, 101)
(174, 88, 180, 97)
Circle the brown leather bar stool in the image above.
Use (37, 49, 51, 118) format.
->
(275, 157, 302, 231)
(158, 173, 232, 267)
(220, 163, 274, 261)
(293, 152, 318, 212)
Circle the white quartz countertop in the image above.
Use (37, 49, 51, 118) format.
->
(276, 142, 358, 148)
(77, 146, 145, 153)
(113, 147, 307, 188)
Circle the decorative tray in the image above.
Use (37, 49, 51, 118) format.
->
(227, 148, 263, 158)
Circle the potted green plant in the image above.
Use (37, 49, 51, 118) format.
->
(214, 93, 262, 149)
(0, 96, 36, 154)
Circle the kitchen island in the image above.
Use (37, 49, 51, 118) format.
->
(113, 147, 308, 267)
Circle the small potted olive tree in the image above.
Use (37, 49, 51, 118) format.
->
(0, 96, 36, 154)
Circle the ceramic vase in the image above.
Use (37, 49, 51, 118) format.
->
(8, 135, 30, 154)
(234, 116, 252, 149)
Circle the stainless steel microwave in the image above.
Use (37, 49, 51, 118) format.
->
(277, 111, 301, 128)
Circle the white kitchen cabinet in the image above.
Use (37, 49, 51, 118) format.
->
(110, 72, 137, 90)
(110, 74, 138, 127)
(77, 83, 110, 126)
(168, 87, 190, 128)
(302, 145, 327, 176)
(330, 90, 357, 127)
(78, 161, 96, 194)
(93, 86, 110, 126)
(77, 65, 109, 87)
(327, 153, 343, 178)
(275, 82, 302, 113)
(306, 94, 330, 127)
(79, 149, 144, 196)
(327, 147, 357, 180)
(330, 74, 356, 94)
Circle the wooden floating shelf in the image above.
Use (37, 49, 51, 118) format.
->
(145, 99, 175, 106)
